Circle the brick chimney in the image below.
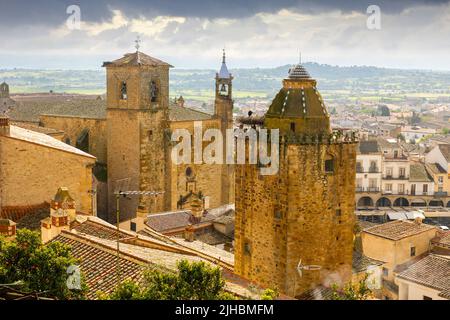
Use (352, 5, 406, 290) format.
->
(0, 219, 16, 239)
(0, 116, 10, 136)
(41, 208, 70, 243)
(51, 187, 76, 222)
(41, 188, 74, 243)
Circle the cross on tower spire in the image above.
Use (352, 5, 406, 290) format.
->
(135, 36, 141, 52)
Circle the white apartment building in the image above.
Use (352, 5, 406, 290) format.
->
(379, 139, 411, 203)
(356, 138, 440, 208)
(356, 140, 383, 196)
(401, 126, 436, 143)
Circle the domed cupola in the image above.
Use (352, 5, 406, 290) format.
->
(264, 61, 331, 136)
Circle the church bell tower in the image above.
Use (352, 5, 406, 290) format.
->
(214, 49, 233, 123)
(104, 43, 173, 222)
(214, 50, 234, 205)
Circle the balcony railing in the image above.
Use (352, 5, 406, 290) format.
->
(383, 176, 409, 180)
(356, 187, 380, 193)
(356, 168, 381, 174)
(434, 191, 448, 198)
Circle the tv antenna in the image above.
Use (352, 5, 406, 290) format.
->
(113, 178, 164, 285)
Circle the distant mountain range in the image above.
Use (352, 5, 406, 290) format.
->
(1, 63, 450, 99)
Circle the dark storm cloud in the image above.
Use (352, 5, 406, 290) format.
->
(0, 0, 449, 27)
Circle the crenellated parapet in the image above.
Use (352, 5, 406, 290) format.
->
(280, 129, 359, 145)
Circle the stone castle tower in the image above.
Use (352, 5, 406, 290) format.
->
(104, 51, 173, 222)
(234, 63, 358, 297)
(214, 50, 234, 205)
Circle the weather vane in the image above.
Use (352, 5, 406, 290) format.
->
(135, 36, 142, 52)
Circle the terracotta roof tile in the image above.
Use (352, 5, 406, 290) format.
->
(51, 232, 145, 299)
(397, 254, 450, 294)
(410, 163, 433, 182)
(169, 105, 213, 122)
(364, 220, 436, 241)
(103, 52, 173, 68)
(438, 144, 450, 162)
(72, 220, 131, 241)
(146, 210, 216, 233)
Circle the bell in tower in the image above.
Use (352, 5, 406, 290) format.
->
(220, 83, 228, 95)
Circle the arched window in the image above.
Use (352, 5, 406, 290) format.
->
(120, 81, 127, 100)
(150, 81, 158, 102)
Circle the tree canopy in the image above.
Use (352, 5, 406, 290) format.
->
(103, 260, 235, 300)
(0, 229, 87, 300)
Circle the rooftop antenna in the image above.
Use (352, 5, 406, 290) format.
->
(113, 178, 165, 286)
(135, 36, 141, 52)
(299, 51, 302, 64)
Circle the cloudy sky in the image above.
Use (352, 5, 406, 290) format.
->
(1, 0, 450, 70)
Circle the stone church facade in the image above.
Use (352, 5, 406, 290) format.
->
(234, 63, 358, 297)
(34, 50, 235, 222)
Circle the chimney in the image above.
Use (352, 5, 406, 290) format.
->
(51, 187, 76, 222)
(41, 208, 70, 243)
(41, 188, 73, 243)
(414, 216, 423, 225)
(0, 219, 16, 239)
(0, 116, 10, 136)
(184, 224, 195, 242)
(190, 197, 204, 219)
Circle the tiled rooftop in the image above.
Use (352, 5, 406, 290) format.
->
(410, 163, 433, 182)
(103, 51, 173, 68)
(52, 232, 145, 299)
(352, 250, 383, 273)
(146, 210, 216, 233)
(72, 220, 131, 241)
(169, 105, 213, 122)
(8, 99, 107, 122)
(438, 144, 450, 163)
(431, 231, 450, 248)
(364, 220, 436, 241)
(7, 125, 95, 159)
(397, 254, 450, 295)
(358, 140, 380, 154)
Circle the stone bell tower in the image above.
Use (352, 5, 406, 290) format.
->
(214, 49, 233, 124)
(0, 82, 10, 99)
(214, 49, 235, 205)
(104, 46, 173, 222)
(234, 62, 357, 297)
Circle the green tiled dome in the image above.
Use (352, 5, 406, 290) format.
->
(264, 64, 331, 135)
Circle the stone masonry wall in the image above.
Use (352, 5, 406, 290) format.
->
(0, 136, 95, 214)
(40, 115, 107, 164)
(235, 139, 357, 297)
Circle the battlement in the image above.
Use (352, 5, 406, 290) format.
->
(280, 129, 359, 145)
